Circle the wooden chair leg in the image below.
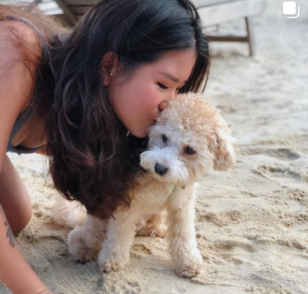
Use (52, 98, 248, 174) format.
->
(205, 16, 257, 57)
(245, 16, 256, 56)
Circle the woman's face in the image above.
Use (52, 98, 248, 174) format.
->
(107, 49, 197, 138)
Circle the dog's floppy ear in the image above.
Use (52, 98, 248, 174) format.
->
(212, 129, 236, 171)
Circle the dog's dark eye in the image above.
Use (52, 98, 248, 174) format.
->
(162, 134, 168, 144)
(184, 146, 196, 155)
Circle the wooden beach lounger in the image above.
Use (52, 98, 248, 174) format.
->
(35, 0, 267, 55)
(192, 0, 267, 56)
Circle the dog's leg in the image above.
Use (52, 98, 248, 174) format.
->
(166, 184, 203, 278)
(97, 208, 139, 272)
(67, 214, 106, 262)
(135, 211, 167, 238)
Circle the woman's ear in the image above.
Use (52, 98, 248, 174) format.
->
(212, 129, 236, 171)
(99, 52, 120, 86)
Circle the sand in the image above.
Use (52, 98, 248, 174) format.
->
(1, 1, 308, 293)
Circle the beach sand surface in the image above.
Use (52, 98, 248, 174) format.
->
(1, 1, 308, 293)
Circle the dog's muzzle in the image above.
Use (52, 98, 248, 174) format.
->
(154, 163, 169, 176)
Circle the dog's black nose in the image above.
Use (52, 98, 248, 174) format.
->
(155, 163, 169, 176)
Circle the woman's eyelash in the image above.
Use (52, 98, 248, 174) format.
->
(157, 82, 182, 92)
(157, 82, 168, 90)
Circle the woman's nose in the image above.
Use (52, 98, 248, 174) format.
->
(158, 101, 169, 112)
(158, 93, 177, 112)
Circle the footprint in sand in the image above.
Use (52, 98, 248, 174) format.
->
(257, 164, 304, 184)
(197, 209, 244, 226)
(265, 148, 301, 161)
(121, 280, 143, 294)
(131, 244, 153, 258)
(203, 239, 256, 267)
(214, 239, 255, 253)
(265, 148, 308, 168)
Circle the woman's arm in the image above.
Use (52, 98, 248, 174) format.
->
(0, 205, 47, 294)
(0, 21, 55, 294)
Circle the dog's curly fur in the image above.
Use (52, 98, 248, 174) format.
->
(53, 93, 236, 278)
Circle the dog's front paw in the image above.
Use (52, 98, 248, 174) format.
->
(99, 258, 125, 272)
(175, 250, 203, 278)
(136, 224, 167, 238)
(151, 225, 167, 238)
(136, 213, 167, 238)
(97, 248, 129, 272)
(67, 226, 97, 262)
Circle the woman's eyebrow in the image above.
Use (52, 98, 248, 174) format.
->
(159, 72, 179, 83)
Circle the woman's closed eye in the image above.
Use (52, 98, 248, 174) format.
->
(157, 82, 168, 90)
(157, 82, 182, 92)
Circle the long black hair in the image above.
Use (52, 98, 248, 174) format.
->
(2, 0, 210, 219)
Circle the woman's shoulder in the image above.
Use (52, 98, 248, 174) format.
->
(0, 19, 43, 159)
(0, 19, 42, 60)
(0, 19, 41, 111)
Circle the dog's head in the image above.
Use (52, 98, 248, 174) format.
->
(140, 93, 236, 187)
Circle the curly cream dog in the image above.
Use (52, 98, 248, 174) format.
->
(53, 93, 236, 278)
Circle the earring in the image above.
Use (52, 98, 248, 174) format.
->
(109, 72, 113, 76)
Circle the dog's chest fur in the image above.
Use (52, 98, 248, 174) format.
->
(129, 173, 176, 213)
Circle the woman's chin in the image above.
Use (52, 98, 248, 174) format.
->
(129, 128, 149, 139)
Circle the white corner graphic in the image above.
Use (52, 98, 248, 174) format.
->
(283, 1, 301, 19)
(287, 5, 300, 18)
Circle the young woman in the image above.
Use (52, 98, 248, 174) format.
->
(0, 0, 210, 293)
